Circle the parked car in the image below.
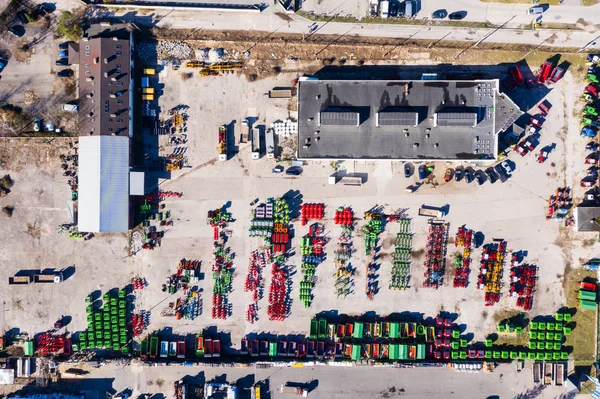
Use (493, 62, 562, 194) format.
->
(55, 58, 68, 66)
(475, 170, 486, 185)
(454, 166, 464, 182)
(537, 149, 549, 163)
(500, 161, 513, 176)
(8, 25, 25, 37)
(404, 162, 412, 178)
(33, 117, 41, 132)
(444, 168, 453, 182)
(449, 11, 466, 20)
(0, 57, 7, 73)
(58, 42, 70, 50)
(485, 167, 498, 184)
(16, 10, 29, 24)
(431, 9, 447, 19)
(57, 69, 73, 77)
(418, 165, 426, 179)
(58, 50, 68, 59)
(272, 165, 284, 174)
(464, 168, 474, 184)
(285, 166, 303, 176)
(36, 3, 53, 17)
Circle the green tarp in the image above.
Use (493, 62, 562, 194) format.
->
(24, 341, 34, 356)
(351, 344, 361, 360)
(579, 299, 597, 310)
(269, 342, 277, 357)
(416, 344, 425, 360)
(389, 344, 399, 360)
(353, 322, 364, 339)
(389, 322, 399, 339)
(399, 344, 408, 360)
(578, 291, 596, 301)
(309, 319, 318, 338)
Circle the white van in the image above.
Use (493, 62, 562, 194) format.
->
(527, 6, 545, 14)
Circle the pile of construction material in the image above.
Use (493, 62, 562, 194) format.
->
(157, 41, 192, 61)
(271, 119, 298, 137)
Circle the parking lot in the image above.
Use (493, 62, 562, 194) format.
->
(0, 37, 596, 399)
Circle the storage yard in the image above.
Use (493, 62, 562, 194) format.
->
(1, 30, 600, 396)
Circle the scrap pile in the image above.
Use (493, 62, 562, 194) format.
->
(453, 226, 473, 288)
(208, 207, 233, 320)
(138, 190, 181, 251)
(477, 241, 507, 306)
(250, 199, 290, 253)
(509, 256, 537, 311)
(130, 311, 150, 337)
(546, 188, 572, 220)
(390, 219, 412, 290)
(36, 332, 69, 356)
(334, 207, 354, 298)
(245, 250, 266, 323)
(300, 223, 326, 307)
(301, 203, 324, 226)
(164, 109, 188, 171)
(79, 290, 130, 353)
(212, 242, 233, 320)
(162, 259, 199, 294)
(423, 222, 449, 289)
(268, 263, 289, 321)
(60, 146, 78, 201)
(161, 291, 202, 320)
(364, 212, 384, 299)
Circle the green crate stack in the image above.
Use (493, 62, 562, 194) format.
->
(78, 290, 129, 352)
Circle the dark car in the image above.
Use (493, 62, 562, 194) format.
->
(59, 42, 70, 50)
(55, 58, 68, 66)
(449, 11, 466, 20)
(454, 166, 464, 182)
(464, 168, 474, 184)
(8, 25, 25, 37)
(494, 164, 509, 183)
(418, 165, 426, 180)
(36, 3, 53, 17)
(432, 9, 448, 19)
(16, 10, 29, 24)
(475, 170, 486, 185)
(57, 69, 74, 77)
(485, 167, 498, 184)
(404, 162, 413, 178)
(285, 166, 303, 176)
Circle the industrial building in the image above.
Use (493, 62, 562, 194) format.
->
(73, 25, 142, 233)
(297, 79, 521, 161)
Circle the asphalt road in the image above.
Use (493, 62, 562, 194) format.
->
(133, 7, 600, 50)
(64, 362, 568, 399)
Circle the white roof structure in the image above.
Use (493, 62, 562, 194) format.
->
(78, 136, 130, 232)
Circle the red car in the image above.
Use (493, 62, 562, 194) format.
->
(580, 282, 597, 292)
(585, 84, 599, 96)
(530, 117, 542, 127)
(515, 144, 528, 156)
(537, 150, 549, 163)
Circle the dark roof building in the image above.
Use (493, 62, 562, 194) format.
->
(297, 79, 521, 161)
(76, 26, 135, 233)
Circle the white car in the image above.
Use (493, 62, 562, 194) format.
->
(501, 161, 512, 176)
(33, 118, 41, 132)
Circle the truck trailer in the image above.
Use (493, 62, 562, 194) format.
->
(33, 272, 63, 283)
(280, 385, 308, 397)
(418, 207, 445, 218)
(9, 276, 33, 285)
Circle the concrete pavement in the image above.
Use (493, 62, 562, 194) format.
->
(115, 6, 600, 50)
(63, 362, 568, 398)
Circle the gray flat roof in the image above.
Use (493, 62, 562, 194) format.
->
(298, 79, 521, 160)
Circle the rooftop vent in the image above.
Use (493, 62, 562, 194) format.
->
(104, 72, 108, 77)
(111, 77, 117, 82)
(88, 112, 94, 117)
(110, 113, 117, 118)
(86, 77, 94, 82)
(112, 37, 118, 41)
(104, 58, 108, 64)
(94, 57, 99, 64)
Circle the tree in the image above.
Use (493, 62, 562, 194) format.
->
(57, 11, 83, 42)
